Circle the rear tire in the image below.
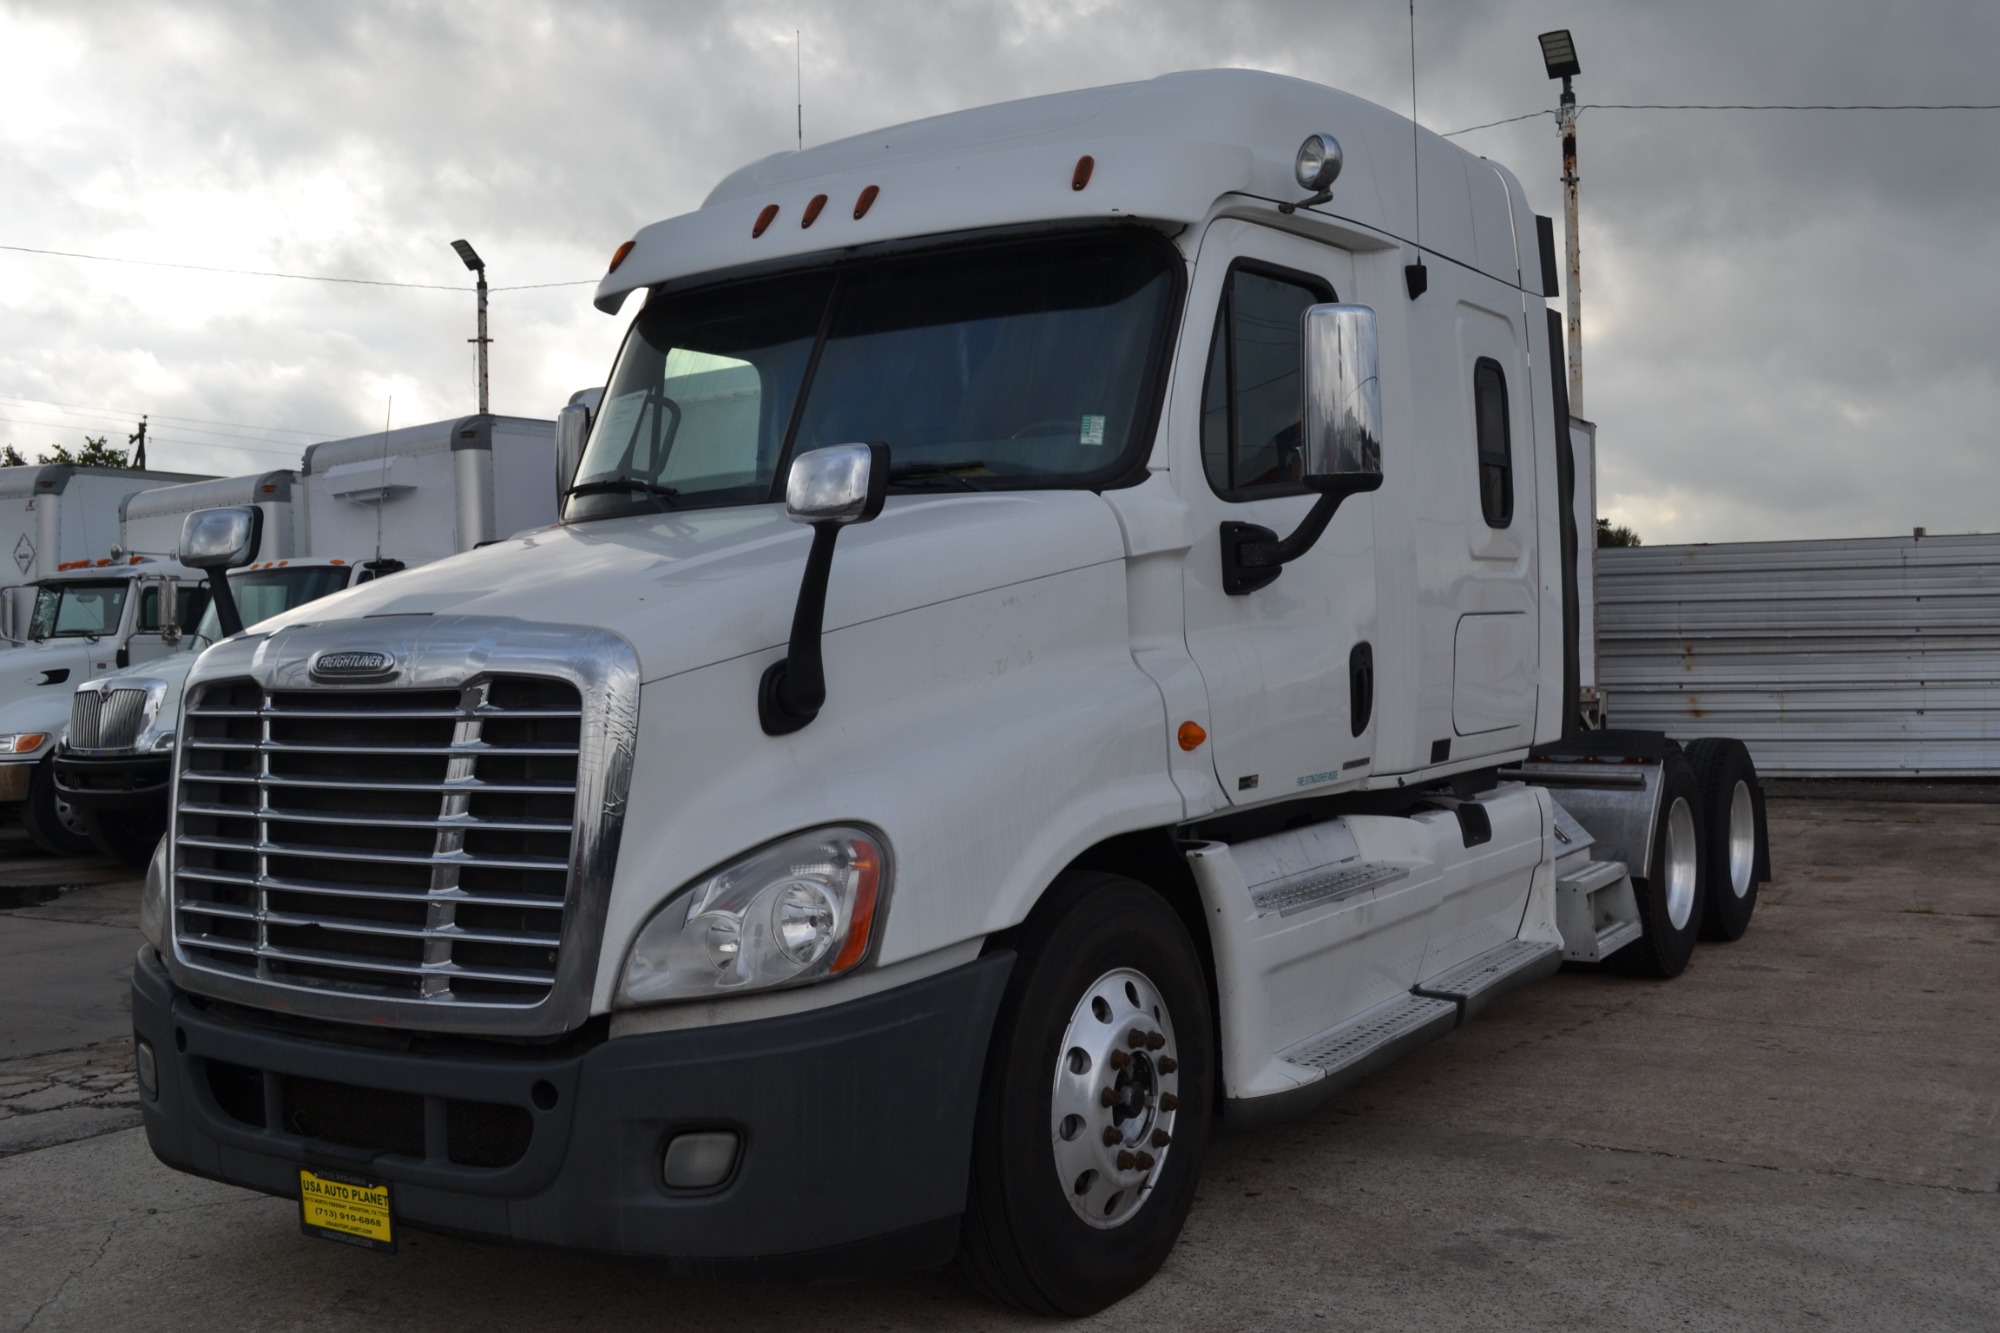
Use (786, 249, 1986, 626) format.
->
(85, 808, 165, 868)
(1614, 748, 1705, 978)
(1686, 738, 1765, 941)
(955, 873, 1213, 1315)
(22, 761, 96, 857)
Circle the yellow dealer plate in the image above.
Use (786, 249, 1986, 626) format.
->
(298, 1168, 395, 1253)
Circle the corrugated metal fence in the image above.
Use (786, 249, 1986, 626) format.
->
(1597, 534, 2000, 776)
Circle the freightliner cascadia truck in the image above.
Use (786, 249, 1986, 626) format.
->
(130, 70, 1769, 1315)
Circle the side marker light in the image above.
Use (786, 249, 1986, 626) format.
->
(1177, 721, 1207, 752)
(752, 204, 779, 238)
(801, 194, 827, 228)
(853, 184, 879, 219)
(1072, 155, 1095, 191)
(607, 239, 636, 273)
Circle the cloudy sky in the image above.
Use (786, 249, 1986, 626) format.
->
(1, 0, 1994, 544)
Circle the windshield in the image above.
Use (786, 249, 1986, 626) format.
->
(565, 231, 1180, 521)
(189, 566, 353, 648)
(27, 582, 127, 640)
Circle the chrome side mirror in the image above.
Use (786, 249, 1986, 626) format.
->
(159, 575, 181, 646)
(178, 506, 263, 637)
(1300, 304, 1384, 486)
(179, 507, 262, 570)
(555, 397, 593, 501)
(1221, 304, 1385, 595)
(761, 443, 891, 736)
(784, 442, 889, 525)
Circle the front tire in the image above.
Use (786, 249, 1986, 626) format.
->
(22, 760, 96, 857)
(956, 873, 1213, 1315)
(1615, 748, 1705, 979)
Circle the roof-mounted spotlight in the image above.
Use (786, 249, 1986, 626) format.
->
(1280, 133, 1343, 214)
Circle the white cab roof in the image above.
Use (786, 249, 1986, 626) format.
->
(597, 69, 1537, 312)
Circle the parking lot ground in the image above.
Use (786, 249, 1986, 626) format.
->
(1, 797, 1995, 1331)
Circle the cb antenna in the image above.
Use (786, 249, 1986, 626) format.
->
(796, 31, 803, 151)
(1405, 1, 1428, 299)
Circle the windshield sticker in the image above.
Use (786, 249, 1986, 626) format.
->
(1080, 414, 1106, 447)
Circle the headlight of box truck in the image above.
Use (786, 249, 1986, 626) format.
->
(617, 825, 888, 1005)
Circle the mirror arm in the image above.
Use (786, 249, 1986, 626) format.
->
(1220, 473, 1382, 596)
(206, 572, 246, 638)
(758, 522, 843, 735)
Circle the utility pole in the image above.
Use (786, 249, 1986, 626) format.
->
(127, 415, 148, 469)
(1539, 30, 1584, 416)
(450, 239, 491, 414)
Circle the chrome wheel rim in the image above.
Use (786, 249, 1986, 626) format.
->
(1664, 796, 1698, 931)
(54, 792, 91, 840)
(1727, 780, 1756, 898)
(1050, 967, 1180, 1229)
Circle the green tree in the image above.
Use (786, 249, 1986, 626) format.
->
(0, 445, 25, 467)
(23, 435, 131, 467)
(1596, 517, 1641, 548)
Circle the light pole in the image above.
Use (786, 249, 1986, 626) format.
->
(1538, 29, 1583, 416)
(451, 239, 491, 415)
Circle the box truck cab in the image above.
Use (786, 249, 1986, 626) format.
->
(131, 71, 1769, 1314)
(0, 557, 210, 852)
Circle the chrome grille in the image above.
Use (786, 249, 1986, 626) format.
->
(71, 686, 149, 750)
(172, 674, 583, 1006)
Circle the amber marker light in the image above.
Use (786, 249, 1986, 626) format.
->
(853, 184, 879, 219)
(752, 204, 780, 237)
(828, 840, 883, 975)
(1178, 721, 1207, 751)
(607, 239, 636, 273)
(12, 734, 48, 753)
(1072, 154, 1095, 191)
(801, 193, 827, 228)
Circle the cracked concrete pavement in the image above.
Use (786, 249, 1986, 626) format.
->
(0, 798, 1994, 1331)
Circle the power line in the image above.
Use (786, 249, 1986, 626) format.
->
(1443, 100, 2000, 137)
(0, 415, 302, 460)
(0, 393, 334, 438)
(0, 400, 318, 453)
(0, 243, 596, 292)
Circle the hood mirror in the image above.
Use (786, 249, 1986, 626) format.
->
(178, 506, 263, 637)
(760, 443, 891, 736)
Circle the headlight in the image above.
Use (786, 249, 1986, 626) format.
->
(618, 825, 888, 1006)
(139, 834, 169, 951)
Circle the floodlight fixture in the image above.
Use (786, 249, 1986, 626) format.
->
(451, 238, 485, 272)
(1538, 30, 1580, 82)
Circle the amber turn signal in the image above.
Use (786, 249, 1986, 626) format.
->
(1177, 721, 1207, 752)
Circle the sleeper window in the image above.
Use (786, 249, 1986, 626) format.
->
(1473, 357, 1513, 527)
(1201, 266, 1332, 498)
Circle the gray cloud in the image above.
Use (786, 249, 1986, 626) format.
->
(1, 0, 1995, 540)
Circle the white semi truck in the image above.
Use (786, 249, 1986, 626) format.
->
(131, 71, 1769, 1314)
(51, 417, 559, 861)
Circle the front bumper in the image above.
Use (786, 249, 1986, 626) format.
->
(134, 947, 1012, 1272)
(0, 759, 33, 804)
(54, 751, 171, 810)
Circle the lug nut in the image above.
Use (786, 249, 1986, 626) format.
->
(1157, 1057, 1178, 1074)
(1135, 1151, 1156, 1171)
(1108, 1049, 1131, 1070)
(1159, 1092, 1179, 1111)
(1102, 1125, 1123, 1146)
(1100, 1087, 1119, 1107)
(1151, 1129, 1172, 1148)
(1146, 1032, 1166, 1051)
(1127, 1028, 1148, 1049)
(1117, 1150, 1137, 1171)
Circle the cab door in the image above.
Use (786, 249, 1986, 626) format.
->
(1176, 221, 1375, 801)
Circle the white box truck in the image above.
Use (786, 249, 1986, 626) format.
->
(130, 72, 1769, 1313)
(121, 470, 300, 565)
(0, 462, 212, 639)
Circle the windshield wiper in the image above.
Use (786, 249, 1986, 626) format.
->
(565, 477, 681, 510)
(887, 461, 992, 492)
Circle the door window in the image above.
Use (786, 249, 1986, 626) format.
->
(1200, 265, 1333, 499)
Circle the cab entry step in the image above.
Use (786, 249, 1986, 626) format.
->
(1250, 860, 1409, 917)
(1413, 938, 1561, 1022)
(1280, 994, 1457, 1088)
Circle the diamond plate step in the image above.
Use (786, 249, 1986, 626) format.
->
(1280, 993, 1458, 1084)
(1250, 860, 1409, 917)
(1413, 938, 1562, 1022)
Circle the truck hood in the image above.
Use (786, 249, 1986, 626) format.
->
(252, 492, 1129, 682)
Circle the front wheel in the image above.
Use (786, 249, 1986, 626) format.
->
(956, 873, 1213, 1315)
(22, 760, 96, 857)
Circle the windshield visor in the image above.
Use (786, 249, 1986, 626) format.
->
(565, 231, 1180, 520)
(28, 582, 126, 640)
